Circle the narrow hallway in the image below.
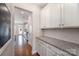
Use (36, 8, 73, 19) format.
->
(14, 7, 33, 56)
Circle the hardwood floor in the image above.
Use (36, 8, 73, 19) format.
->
(15, 43, 32, 56)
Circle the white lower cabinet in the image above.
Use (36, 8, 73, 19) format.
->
(38, 40, 47, 56)
(37, 39, 72, 56)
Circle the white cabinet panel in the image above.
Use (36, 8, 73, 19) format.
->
(63, 3, 79, 27)
(48, 4, 61, 28)
(40, 40, 47, 56)
(37, 40, 42, 55)
(45, 5, 50, 28)
(38, 43, 42, 55)
(41, 4, 61, 28)
(41, 6, 46, 28)
(41, 3, 79, 29)
(37, 40, 47, 56)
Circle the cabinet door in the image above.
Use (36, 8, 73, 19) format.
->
(63, 3, 79, 27)
(38, 40, 47, 56)
(38, 43, 42, 56)
(40, 40, 47, 56)
(46, 3, 61, 28)
(37, 40, 42, 56)
(41, 7, 46, 28)
(40, 44, 46, 56)
(45, 4, 51, 28)
(41, 4, 61, 29)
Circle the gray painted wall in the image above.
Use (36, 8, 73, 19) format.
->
(43, 28, 79, 44)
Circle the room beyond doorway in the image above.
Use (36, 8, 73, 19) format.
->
(14, 7, 33, 56)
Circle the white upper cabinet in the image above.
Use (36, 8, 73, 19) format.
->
(62, 3, 79, 27)
(41, 3, 79, 29)
(48, 4, 61, 28)
(41, 4, 61, 28)
(41, 6, 46, 28)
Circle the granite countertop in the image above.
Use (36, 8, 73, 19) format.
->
(36, 36, 79, 56)
(0, 39, 12, 55)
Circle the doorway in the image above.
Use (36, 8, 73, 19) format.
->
(14, 7, 33, 56)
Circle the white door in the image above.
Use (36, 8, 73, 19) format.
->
(63, 3, 79, 27)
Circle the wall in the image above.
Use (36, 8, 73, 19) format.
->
(43, 28, 79, 44)
(0, 3, 15, 56)
(1, 39, 14, 56)
(12, 3, 41, 54)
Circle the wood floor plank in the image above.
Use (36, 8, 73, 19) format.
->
(15, 44, 32, 56)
